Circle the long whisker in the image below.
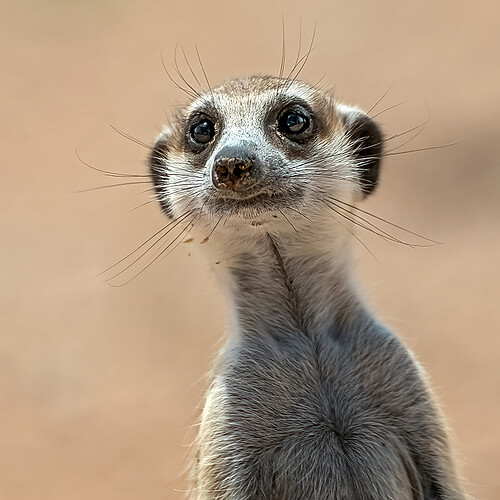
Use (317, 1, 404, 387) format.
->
(195, 46, 212, 93)
(330, 197, 439, 244)
(100, 211, 193, 279)
(205, 213, 224, 241)
(366, 87, 392, 115)
(383, 142, 458, 157)
(352, 118, 430, 156)
(285, 46, 314, 84)
(384, 118, 429, 147)
(325, 199, 417, 247)
(130, 199, 157, 211)
(328, 205, 380, 262)
(109, 124, 152, 150)
(154, 213, 201, 265)
(370, 100, 408, 119)
(294, 18, 303, 69)
(326, 197, 439, 248)
(173, 43, 202, 98)
(279, 14, 286, 80)
(160, 50, 199, 100)
(181, 45, 203, 89)
(287, 22, 316, 84)
(331, 201, 414, 245)
(138, 186, 160, 195)
(75, 180, 151, 193)
(312, 72, 327, 88)
(384, 123, 427, 154)
(75, 149, 148, 178)
(110, 211, 200, 286)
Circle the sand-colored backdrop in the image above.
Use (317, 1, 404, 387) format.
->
(1, 1, 499, 498)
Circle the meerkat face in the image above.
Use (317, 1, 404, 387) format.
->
(150, 76, 382, 232)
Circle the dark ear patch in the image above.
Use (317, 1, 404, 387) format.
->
(340, 108, 383, 197)
(149, 128, 173, 217)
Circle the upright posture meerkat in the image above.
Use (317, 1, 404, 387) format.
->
(149, 76, 466, 499)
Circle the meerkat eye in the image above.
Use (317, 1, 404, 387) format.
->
(278, 109, 310, 136)
(190, 119, 215, 145)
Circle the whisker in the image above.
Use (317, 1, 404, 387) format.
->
(294, 18, 303, 69)
(75, 149, 148, 178)
(100, 211, 193, 279)
(154, 213, 201, 265)
(383, 142, 458, 157)
(335, 199, 439, 244)
(328, 205, 380, 262)
(285, 39, 312, 82)
(160, 50, 199, 100)
(384, 123, 427, 154)
(75, 180, 151, 194)
(325, 199, 416, 247)
(366, 87, 392, 115)
(110, 211, 200, 286)
(370, 100, 408, 119)
(109, 124, 152, 150)
(181, 45, 203, 89)
(383, 118, 429, 146)
(352, 118, 430, 157)
(312, 72, 328, 89)
(279, 15, 286, 80)
(173, 43, 202, 99)
(105, 213, 195, 286)
(331, 201, 414, 245)
(160, 226, 198, 262)
(138, 185, 161, 195)
(205, 214, 224, 240)
(287, 23, 316, 84)
(130, 199, 157, 211)
(195, 46, 212, 93)
(285, 203, 312, 222)
(277, 207, 299, 235)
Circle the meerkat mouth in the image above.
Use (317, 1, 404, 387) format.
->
(210, 189, 293, 220)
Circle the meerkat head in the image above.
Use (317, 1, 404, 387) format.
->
(149, 76, 382, 235)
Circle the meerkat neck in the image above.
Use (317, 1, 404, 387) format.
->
(212, 225, 370, 342)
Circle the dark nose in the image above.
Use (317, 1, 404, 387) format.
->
(212, 146, 255, 191)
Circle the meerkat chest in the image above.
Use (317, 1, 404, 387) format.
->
(195, 333, 425, 499)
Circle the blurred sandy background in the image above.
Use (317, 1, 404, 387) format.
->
(1, 0, 499, 498)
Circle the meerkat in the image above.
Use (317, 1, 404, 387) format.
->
(148, 76, 466, 499)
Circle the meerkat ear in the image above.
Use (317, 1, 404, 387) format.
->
(149, 127, 173, 217)
(338, 105, 383, 197)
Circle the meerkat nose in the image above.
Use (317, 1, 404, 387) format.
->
(212, 146, 256, 191)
